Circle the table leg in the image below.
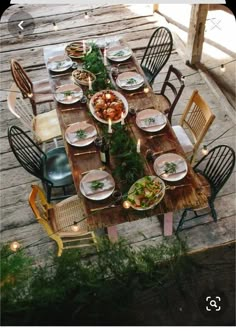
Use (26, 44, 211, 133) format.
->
(107, 225, 119, 242)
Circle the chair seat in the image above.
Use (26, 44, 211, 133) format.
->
(193, 172, 211, 210)
(33, 109, 61, 143)
(172, 125, 194, 154)
(141, 65, 153, 83)
(50, 195, 88, 237)
(32, 79, 54, 104)
(43, 147, 73, 187)
(154, 94, 171, 114)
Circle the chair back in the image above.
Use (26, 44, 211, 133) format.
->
(141, 27, 173, 85)
(8, 125, 45, 180)
(194, 145, 235, 198)
(180, 90, 215, 160)
(29, 185, 54, 236)
(8, 83, 36, 132)
(161, 64, 185, 123)
(10, 59, 33, 99)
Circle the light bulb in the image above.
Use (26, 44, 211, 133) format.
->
(84, 12, 89, 19)
(123, 200, 131, 209)
(27, 92, 33, 98)
(18, 31, 23, 40)
(143, 87, 149, 94)
(10, 241, 20, 252)
(202, 145, 208, 156)
(71, 222, 79, 232)
(53, 22, 58, 31)
(220, 64, 225, 72)
(181, 75, 185, 82)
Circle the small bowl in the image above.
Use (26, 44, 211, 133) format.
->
(72, 69, 96, 86)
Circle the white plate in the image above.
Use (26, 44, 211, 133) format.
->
(89, 90, 129, 124)
(153, 153, 188, 182)
(55, 84, 83, 104)
(65, 122, 97, 147)
(116, 72, 144, 91)
(47, 55, 72, 72)
(80, 170, 115, 201)
(127, 176, 165, 210)
(107, 46, 132, 62)
(136, 109, 167, 132)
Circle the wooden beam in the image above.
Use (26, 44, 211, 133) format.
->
(186, 4, 208, 65)
(153, 4, 159, 13)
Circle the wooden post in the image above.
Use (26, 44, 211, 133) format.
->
(153, 4, 159, 13)
(186, 4, 208, 65)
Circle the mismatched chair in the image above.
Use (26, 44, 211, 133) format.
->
(8, 83, 61, 146)
(141, 26, 173, 86)
(155, 64, 185, 124)
(8, 125, 73, 203)
(172, 90, 215, 165)
(10, 59, 54, 116)
(29, 185, 97, 256)
(176, 145, 235, 232)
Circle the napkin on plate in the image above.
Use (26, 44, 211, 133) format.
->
(117, 76, 143, 88)
(157, 159, 186, 176)
(67, 124, 96, 143)
(82, 175, 114, 196)
(139, 114, 166, 128)
(108, 48, 130, 59)
(57, 91, 81, 102)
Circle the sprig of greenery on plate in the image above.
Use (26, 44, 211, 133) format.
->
(76, 129, 87, 140)
(164, 162, 177, 174)
(91, 180, 104, 190)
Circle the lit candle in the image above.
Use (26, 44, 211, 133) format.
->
(67, 95, 72, 101)
(10, 241, 20, 252)
(121, 112, 125, 125)
(144, 87, 149, 94)
(83, 40, 86, 54)
(123, 200, 131, 209)
(104, 48, 108, 66)
(136, 139, 141, 153)
(88, 76, 92, 90)
(108, 118, 112, 134)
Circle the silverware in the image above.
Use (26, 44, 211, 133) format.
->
(147, 133, 166, 140)
(160, 169, 187, 178)
(81, 166, 106, 175)
(74, 150, 97, 156)
(51, 72, 72, 78)
(166, 183, 191, 190)
(90, 204, 118, 212)
(152, 148, 176, 155)
(61, 107, 84, 112)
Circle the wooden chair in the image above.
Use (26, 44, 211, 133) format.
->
(8, 125, 73, 203)
(176, 145, 235, 232)
(29, 185, 97, 256)
(172, 90, 215, 165)
(140, 27, 173, 86)
(8, 83, 61, 145)
(155, 64, 185, 124)
(10, 59, 54, 116)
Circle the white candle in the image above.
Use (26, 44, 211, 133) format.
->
(88, 76, 92, 90)
(121, 112, 125, 125)
(144, 87, 149, 94)
(104, 48, 108, 66)
(67, 95, 72, 101)
(123, 200, 131, 209)
(108, 118, 112, 134)
(83, 40, 86, 54)
(136, 139, 141, 153)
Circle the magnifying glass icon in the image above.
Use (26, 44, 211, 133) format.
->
(210, 300, 217, 308)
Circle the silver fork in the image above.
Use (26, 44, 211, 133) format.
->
(90, 204, 118, 212)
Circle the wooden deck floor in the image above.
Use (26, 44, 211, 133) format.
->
(0, 4, 235, 262)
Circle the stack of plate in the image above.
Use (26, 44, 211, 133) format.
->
(116, 72, 144, 91)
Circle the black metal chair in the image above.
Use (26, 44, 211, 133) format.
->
(8, 125, 73, 203)
(155, 64, 185, 124)
(176, 145, 235, 232)
(140, 26, 173, 86)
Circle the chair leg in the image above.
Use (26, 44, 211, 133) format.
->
(176, 209, 188, 233)
(50, 234, 64, 257)
(46, 184, 52, 203)
(209, 201, 217, 222)
(53, 138, 58, 148)
(30, 99, 37, 116)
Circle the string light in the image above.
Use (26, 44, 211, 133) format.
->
(123, 200, 131, 209)
(52, 22, 58, 31)
(201, 145, 209, 156)
(27, 92, 33, 98)
(18, 31, 23, 40)
(143, 87, 149, 93)
(220, 64, 226, 72)
(84, 12, 89, 19)
(71, 222, 79, 232)
(10, 241, 21, 252)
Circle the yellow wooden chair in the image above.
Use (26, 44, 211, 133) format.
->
(29, 185, 97, 257)
(172, 90, 215, 164)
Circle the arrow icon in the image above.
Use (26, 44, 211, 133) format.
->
(18, 21, 24, 30)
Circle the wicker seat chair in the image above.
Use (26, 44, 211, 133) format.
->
(8, 83, 61, 146)
(140, 26, 173, 86)
(176, 145, 235, 232)
(172, 90, 215, 165)
(8, 125, 73, 203)
(154, 64, 185, 124)
(29, 185, 97, 256)
(10, 59, 54, 116)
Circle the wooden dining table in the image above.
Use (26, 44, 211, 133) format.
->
(43, 38, 208, 239)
